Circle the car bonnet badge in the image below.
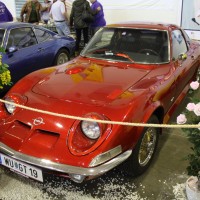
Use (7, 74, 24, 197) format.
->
(33, 117, 45, 126)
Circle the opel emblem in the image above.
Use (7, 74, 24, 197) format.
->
(33, 117, 45, 126)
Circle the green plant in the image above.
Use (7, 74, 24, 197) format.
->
(177, 74, 200, 189)
(0, 47, 11, 90)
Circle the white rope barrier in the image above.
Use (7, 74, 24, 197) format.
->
(0, 98, 199, 129)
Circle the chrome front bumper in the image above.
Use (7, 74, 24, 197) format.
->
(0, 142, 132, 178)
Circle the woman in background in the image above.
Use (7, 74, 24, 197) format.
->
(41, 0, 52, 24)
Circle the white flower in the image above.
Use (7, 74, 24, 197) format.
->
(190, 81, 200, 90)
(177, 114, 187, 124)
(194, 103, 200, 116)
(186, 103, 196, 111)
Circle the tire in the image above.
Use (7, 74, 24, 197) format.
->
(54, 49, 70, 65)
(124, 115, 160, 177)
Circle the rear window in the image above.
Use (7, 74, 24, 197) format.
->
(34, 28, 52, 43)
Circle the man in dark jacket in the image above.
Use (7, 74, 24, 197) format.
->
(0, 1, 13, 22)
(70, 0, 100, 55)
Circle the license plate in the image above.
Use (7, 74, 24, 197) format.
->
(0, 153, 43, 182)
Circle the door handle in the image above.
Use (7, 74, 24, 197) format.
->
(37, 48, 44, 52)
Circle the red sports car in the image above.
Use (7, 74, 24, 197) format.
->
(0, 22, 199, 183)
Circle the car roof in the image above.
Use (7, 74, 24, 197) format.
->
(0, 22, 35, 29)
(106, 21, 179, 31)
(0, 22, 54, 33)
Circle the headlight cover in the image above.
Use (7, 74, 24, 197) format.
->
(4, 97, 16, 114)
(81, 120, 101, 139)
(68, 112, 112, 156)
(4, 94, 27, 115)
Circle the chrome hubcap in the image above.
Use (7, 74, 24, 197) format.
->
(138, 127, 157, 166)
(57, 53, 68, 64)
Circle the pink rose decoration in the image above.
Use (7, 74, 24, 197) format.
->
(177, 114, 187, 124)
(186, 103, 196, 111)
(194, 103, 200, 116)
(190, 81, 200, 90)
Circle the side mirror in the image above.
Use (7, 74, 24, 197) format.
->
(7, 46, 18, 53)
(178, 53, 187, 60)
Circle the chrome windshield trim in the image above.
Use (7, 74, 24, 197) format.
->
(0, 142, 132, 176)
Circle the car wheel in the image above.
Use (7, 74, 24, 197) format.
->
(54, 49, 70, 65)
(124, 115, 160, 177)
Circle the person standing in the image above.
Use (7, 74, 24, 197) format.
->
(20, 0, 43, 24)
(49, 0, 70, 36)
(41, 0, 52, 24)
(89, 0, 106, 36)
(70, 0, 100, 55)
(0, 1, 13, 22)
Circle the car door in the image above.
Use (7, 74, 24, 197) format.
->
(171, 29, 199, 100)
(5, 27, 51, 83)
(33, 27, 56, 67)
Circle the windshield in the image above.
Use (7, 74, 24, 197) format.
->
(0, 29, 5, 46)
(82, 27, 169, 64)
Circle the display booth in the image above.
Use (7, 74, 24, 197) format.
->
(2, 0, 200, 40)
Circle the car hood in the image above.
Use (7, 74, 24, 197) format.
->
(32, 58, 152, 105)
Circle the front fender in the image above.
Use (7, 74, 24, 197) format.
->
(142, 101, 163, 124)
(6, 67, 57, 95)
(135, 100, 163, 138)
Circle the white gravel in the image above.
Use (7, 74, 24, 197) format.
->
(0, 167, 187, 200)
(0, 168, 141, 200)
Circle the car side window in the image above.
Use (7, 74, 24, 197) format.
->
(7, 27, 37, 49)
(34, 28, 52, 43)
(171, 30, 187, 60)
(0, 29, 5, 46)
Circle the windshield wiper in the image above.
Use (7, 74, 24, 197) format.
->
(89, 49, 109, 55)
(85, 49, 134, 63)
(105, 51, 134, 63)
